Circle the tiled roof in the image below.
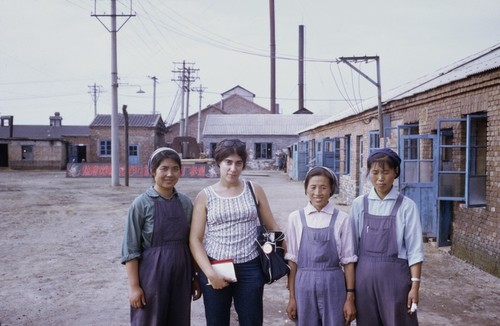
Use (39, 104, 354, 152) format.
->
(203, 114, 330, 136)
(0, 125, 89, 140)
(90, 114, 162, 127)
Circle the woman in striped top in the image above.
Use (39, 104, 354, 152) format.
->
(189, 139, 281, 326)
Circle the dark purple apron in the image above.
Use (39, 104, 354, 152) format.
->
(131, 198, 192, 326)
(355, 194, 418, 326)
(295, 208, 345, 326)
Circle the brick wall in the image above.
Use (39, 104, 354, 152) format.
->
(89, 126, 165, 165)
(8, 139, 66, 169)
(300, 69, 500, 276)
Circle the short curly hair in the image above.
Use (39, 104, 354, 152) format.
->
(213, 139, 247, 169)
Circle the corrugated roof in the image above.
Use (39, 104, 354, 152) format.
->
(90, 114, 162, 127)
(304, 43, 500, 132)
(384, 43, 500, 102)
(0, 125, 89, 140)
(203, 114, 330, 136)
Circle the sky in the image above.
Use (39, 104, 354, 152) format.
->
(1, 0, 499, 126)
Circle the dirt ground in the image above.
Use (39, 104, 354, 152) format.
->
(0, 170, 499, 326)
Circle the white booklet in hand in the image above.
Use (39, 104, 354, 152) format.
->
(210, 259, 237, 283)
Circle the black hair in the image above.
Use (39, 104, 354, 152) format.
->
(149, 148, 182, 178)
(214, 139, 247, 169)
(366, 150, 401, 179)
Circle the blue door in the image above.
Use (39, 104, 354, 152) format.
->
(358, 136, 364, 194)
(316, 139, 324, 167)
(323, 138, 336, 171)
(128, 145, 139, 165)
(298, 141, 309, 180)
(399, 134, 438, 239)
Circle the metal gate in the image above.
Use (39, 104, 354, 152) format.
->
(399, 134, 438, 239)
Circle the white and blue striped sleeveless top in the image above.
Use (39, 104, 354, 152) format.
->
(203, 180, 260, 264)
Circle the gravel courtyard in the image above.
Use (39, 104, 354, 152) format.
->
(0, 170, 498, 325)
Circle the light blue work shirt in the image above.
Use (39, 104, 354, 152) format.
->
(349, 186, 424, 266)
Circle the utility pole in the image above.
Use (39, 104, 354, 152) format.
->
(338, 56, 383, 140)
(269, 0, 277, 114)
(122, 105, 129, 187)
(192, 84, 207, 143)
(148, 76, 158, 114)
(92, 0, 135, 187)
(88, 83, 103, 117)
(172, 61, 198, 137)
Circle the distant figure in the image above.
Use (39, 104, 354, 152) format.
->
(286, 166, 357, 325)
(121, 147, 201, 326)
(350, 148, 424, 326)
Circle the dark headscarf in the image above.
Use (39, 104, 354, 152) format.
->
(367, 148, 401, 178)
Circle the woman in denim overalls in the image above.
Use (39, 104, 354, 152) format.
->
(286, 166, 357, 325)
(350, 148, 424, 326)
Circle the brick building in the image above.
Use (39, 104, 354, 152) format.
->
(166, 85, 270, 144)
(0, 113, 89, 169)
(295, 44, 500, 276)
(202, 114, 328, 170)
(88, 114, 167, 166)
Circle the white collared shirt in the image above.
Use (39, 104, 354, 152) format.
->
(285, 201, 358, 266)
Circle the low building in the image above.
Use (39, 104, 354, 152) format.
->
(0, 112, 89, 169)
(88, 113, 167, 166)
(296, 44, 500, 276)
(166, 85, 271, 145)
(202, 114, 329, 170)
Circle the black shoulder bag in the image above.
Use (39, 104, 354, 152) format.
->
(247, 181, 290, 284)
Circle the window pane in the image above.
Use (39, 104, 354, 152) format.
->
(404, 161, 418, 182)
(100, 140, 111, 156)
(439, 173, 465, 197)
(467, 115, 487, 206)
(21, 145, 34, 160)
(266, 143, 272, 159)
(468, 176, 486, 206)
(254, 143, 273, 159)
(129, 145, 138, 156)
(419, 161, 433, 182)
(255, 143, 261, 159)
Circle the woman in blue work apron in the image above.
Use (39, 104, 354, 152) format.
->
(121, 147, 201, 325)
(350, 148, 424, 326)
(286, 166, 357, 325)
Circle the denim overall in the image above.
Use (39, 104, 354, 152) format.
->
(131, 198, 192, 326)
(355, 194, 418, 326)
(295, 208, 346, 326)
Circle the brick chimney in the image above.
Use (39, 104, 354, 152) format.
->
(0, 115, 14, 138)
(50, 112, 63, 127)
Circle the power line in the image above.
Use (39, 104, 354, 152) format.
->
(88, 83, 103, 117)
(92, 0, 135, 187)
(172, 61, 198, 136)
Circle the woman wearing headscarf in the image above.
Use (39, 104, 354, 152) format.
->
(350, 148, 424, 326)
(285, 166, 357, 325)
(121, 147, 201, 325)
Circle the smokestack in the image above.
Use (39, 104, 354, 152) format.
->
(269, 0, 277, 114)
(298, 25, 304, 112)
(0, 115, 14, 138)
